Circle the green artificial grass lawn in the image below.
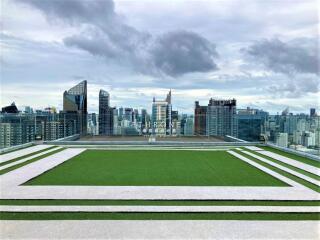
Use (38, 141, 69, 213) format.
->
(1, 212, 319, 220)
(0, 199, 319, 206)
(260, 146, 320, 168)
(24, 150, 288, 186)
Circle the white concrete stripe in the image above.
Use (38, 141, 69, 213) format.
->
(244, 146, 263, 151)
(1, 205, 319, 213)
(1, 185, 318, 201)
(258, 150, 320, 176)
(0, 147, 62, 171)
(1, 220, 319, 239)
(241, 150, 320, 187)
(0, 145, 53, 163)
(227, 151, 302, 187)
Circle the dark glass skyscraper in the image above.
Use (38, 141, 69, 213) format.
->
(194, 101, 207, 136)
(63, 80, 87, 135)
(99, 89, 113, 135)
(236, 110, 262, 141)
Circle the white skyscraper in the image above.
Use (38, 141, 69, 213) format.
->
(276, 133, 288, 148)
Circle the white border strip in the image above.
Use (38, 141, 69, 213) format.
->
(241, 150, 320, 187)
(0, 147, 62, 171)
(0, 148, 86, 187)
(244, 146, 263, 151)
(0, 145, 53, 163)
(258, 150, 320, 176)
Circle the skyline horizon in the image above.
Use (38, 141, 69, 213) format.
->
(2, 79, 318, 116)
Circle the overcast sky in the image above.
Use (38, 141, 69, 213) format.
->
(1, 0, 319, 114)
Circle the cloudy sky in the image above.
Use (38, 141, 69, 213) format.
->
(1, 0, 319, 114)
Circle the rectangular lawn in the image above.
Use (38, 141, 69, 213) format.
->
(24, 150, 288, 186)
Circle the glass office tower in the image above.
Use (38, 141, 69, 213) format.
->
(63, 80, 87, 135)
(98, 89, 113, 135)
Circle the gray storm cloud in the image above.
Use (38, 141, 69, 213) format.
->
(242, 38, 319, 75)
(151, 31, 218, 76)
(241, 38, 319, 97)
(18, 0, 219, 77)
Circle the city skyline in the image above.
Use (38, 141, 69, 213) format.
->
(2, 80, 318, 116)
(1, 0, 319, 114)
(1, 81, 319, 153)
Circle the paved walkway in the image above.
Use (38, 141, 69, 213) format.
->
(3, 185, 317, 200)
(1, 205, 319, 213)
(0, 145, 53, 163)
(244, 146, 264, 151)
(258, 150, 320, 176)
(1, 220, 319, 239)
(241, 150, 320, 187)
(0, 147, 62, 171)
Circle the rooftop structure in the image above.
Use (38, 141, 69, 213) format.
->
(1, 102, 19, 114)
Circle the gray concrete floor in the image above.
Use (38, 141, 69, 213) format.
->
(1, 220, 319, 239)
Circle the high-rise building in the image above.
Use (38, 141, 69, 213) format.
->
(118, 107, 124, 121)
(184, 116, 194, 136)
(166, 90, 172, 135)
(206, 98, 237, 137)
(141, 109, 148, 134)
(0, 113, 35, 148)
(63, 80, 87, 135)
(302, 131, 315, 147)
(133, 109, 139, 123)
(98, 89, 113, 135)
(124, 108, 134, 122)
(113, 108, 119, 135)
(293, 130, 302, 145)
(310, 108, 316, 117)
(152, 90, 172, 136)
(87, 113, 98, 135)
(24, 106, 33, 114)
(194, 101, 207, 136)
(0, 123, 12, 148)
(276, 132, 288, 148)
(152, 99, 168, 136)
(171, 110, 180, 135)
(236, 108, 266, 141)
